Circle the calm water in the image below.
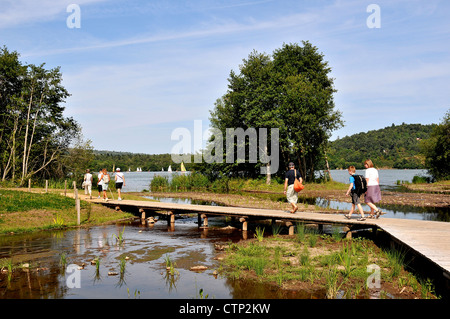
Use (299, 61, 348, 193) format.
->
(0, 218, 320, 299)
(119, 169, 430, 192)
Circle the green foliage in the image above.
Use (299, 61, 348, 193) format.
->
(0, 46, 80, 184)
(150, 175, 169, 191)
(421, 110, 450, 180)
(328, 123, 435, 169)
(204, 41, 343, 182)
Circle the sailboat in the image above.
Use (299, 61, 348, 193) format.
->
(180, 162, 186, 172)
(167, 165, 172, 173)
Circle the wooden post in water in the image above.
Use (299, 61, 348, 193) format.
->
(45, 180, 48, 193)
(28, 179, 31, 192)
(200, 214, 208, 228)
(74, 187, 80, 225)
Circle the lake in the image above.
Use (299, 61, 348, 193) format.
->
(118, 169, 431, 193)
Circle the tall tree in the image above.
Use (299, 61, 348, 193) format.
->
(207, 42, 343, 181)
(0, 46, 80, 183)
(421, 110, 450, 180)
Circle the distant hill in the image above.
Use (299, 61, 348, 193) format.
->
(91, 151, 191, 172)
(327, 123, 436, 169)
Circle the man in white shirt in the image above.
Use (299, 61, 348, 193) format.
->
(115, 168, 126, 200)
(84, 169, 93, 199)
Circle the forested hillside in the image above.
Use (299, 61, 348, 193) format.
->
(90, 151, 192, 172)
(327, 123, 436, 169)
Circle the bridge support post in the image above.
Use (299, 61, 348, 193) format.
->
(167, 212, 175, 226)
(200, 214, 208, 228)
(139, 208, 146, 219)
(286, 222, 294, 236)
(239, 217, 248, 231)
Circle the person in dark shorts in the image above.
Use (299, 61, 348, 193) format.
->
(97, 169, 103, 199)
(344, 166, 366, 221)
(114, 168, 125, 200)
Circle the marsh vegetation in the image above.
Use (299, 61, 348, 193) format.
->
(220, 224, 439, 299)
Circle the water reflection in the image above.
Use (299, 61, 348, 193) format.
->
(0, 219, 244, 299)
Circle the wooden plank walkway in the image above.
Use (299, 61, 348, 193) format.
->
(93, 198, 450, 279)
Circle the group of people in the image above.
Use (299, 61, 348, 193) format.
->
(82, 168, 126, 201)
(344, 159, 383, 221)
(283, 159, 383, 221)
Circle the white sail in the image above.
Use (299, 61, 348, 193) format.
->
(168, 165, 172, 172)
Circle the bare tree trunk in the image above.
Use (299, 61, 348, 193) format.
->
(21, 81, 35, 184)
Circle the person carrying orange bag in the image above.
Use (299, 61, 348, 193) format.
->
(283, 162, 303, 214)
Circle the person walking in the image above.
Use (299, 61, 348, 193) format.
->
(83, 169, 93, 199)
(344, 166, 366, 221)
(98, 168, 110, 201)
(97, 169, 103, 199)
(364, 159, 383, 218)
(283, 162, 302, 214)
(114, 168, 125, 200)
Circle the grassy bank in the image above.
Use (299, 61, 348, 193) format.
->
(0, 189, 133, 234)
(399, 180, 450, 194)
(219, 226, 439, 299)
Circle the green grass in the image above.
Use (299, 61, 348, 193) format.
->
(221, 232, 439, 299)
(0, 189, 133, 234)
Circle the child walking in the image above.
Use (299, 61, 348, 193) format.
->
(344, 166, 366, 221)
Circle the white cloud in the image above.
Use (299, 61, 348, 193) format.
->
(0, 0, 105, 28)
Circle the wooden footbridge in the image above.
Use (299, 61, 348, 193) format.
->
(93, 197, 450, 287)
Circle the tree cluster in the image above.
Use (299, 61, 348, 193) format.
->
(421, 110, 450, 180)
(198, 42, 343, 182)
(0, 46, 81, 184)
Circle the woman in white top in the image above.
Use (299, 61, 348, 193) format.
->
(364, 159, 383, 218)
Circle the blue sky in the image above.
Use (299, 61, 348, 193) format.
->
(1, 0, 449, 154)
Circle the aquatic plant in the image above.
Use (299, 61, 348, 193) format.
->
(339, 243, 356, 278)
(59, 252, 68, 268)
(198, 288, 209, 299)
(119, 256, 127, 275)
(295, 223, 305, 242)
(53, 214, 65, 228)
(112, 226, 125, 246)
(164, 254, 179, 276)
(299, 246, 310, 266)
(271, 223, 282, 237)
(254, 227, 264, 242)
(385, 248, 407, 278)
(308, 232, 318, 247)
(325, 266, 344, 299)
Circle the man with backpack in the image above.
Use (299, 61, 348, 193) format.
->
(344, 166, 367, 221)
